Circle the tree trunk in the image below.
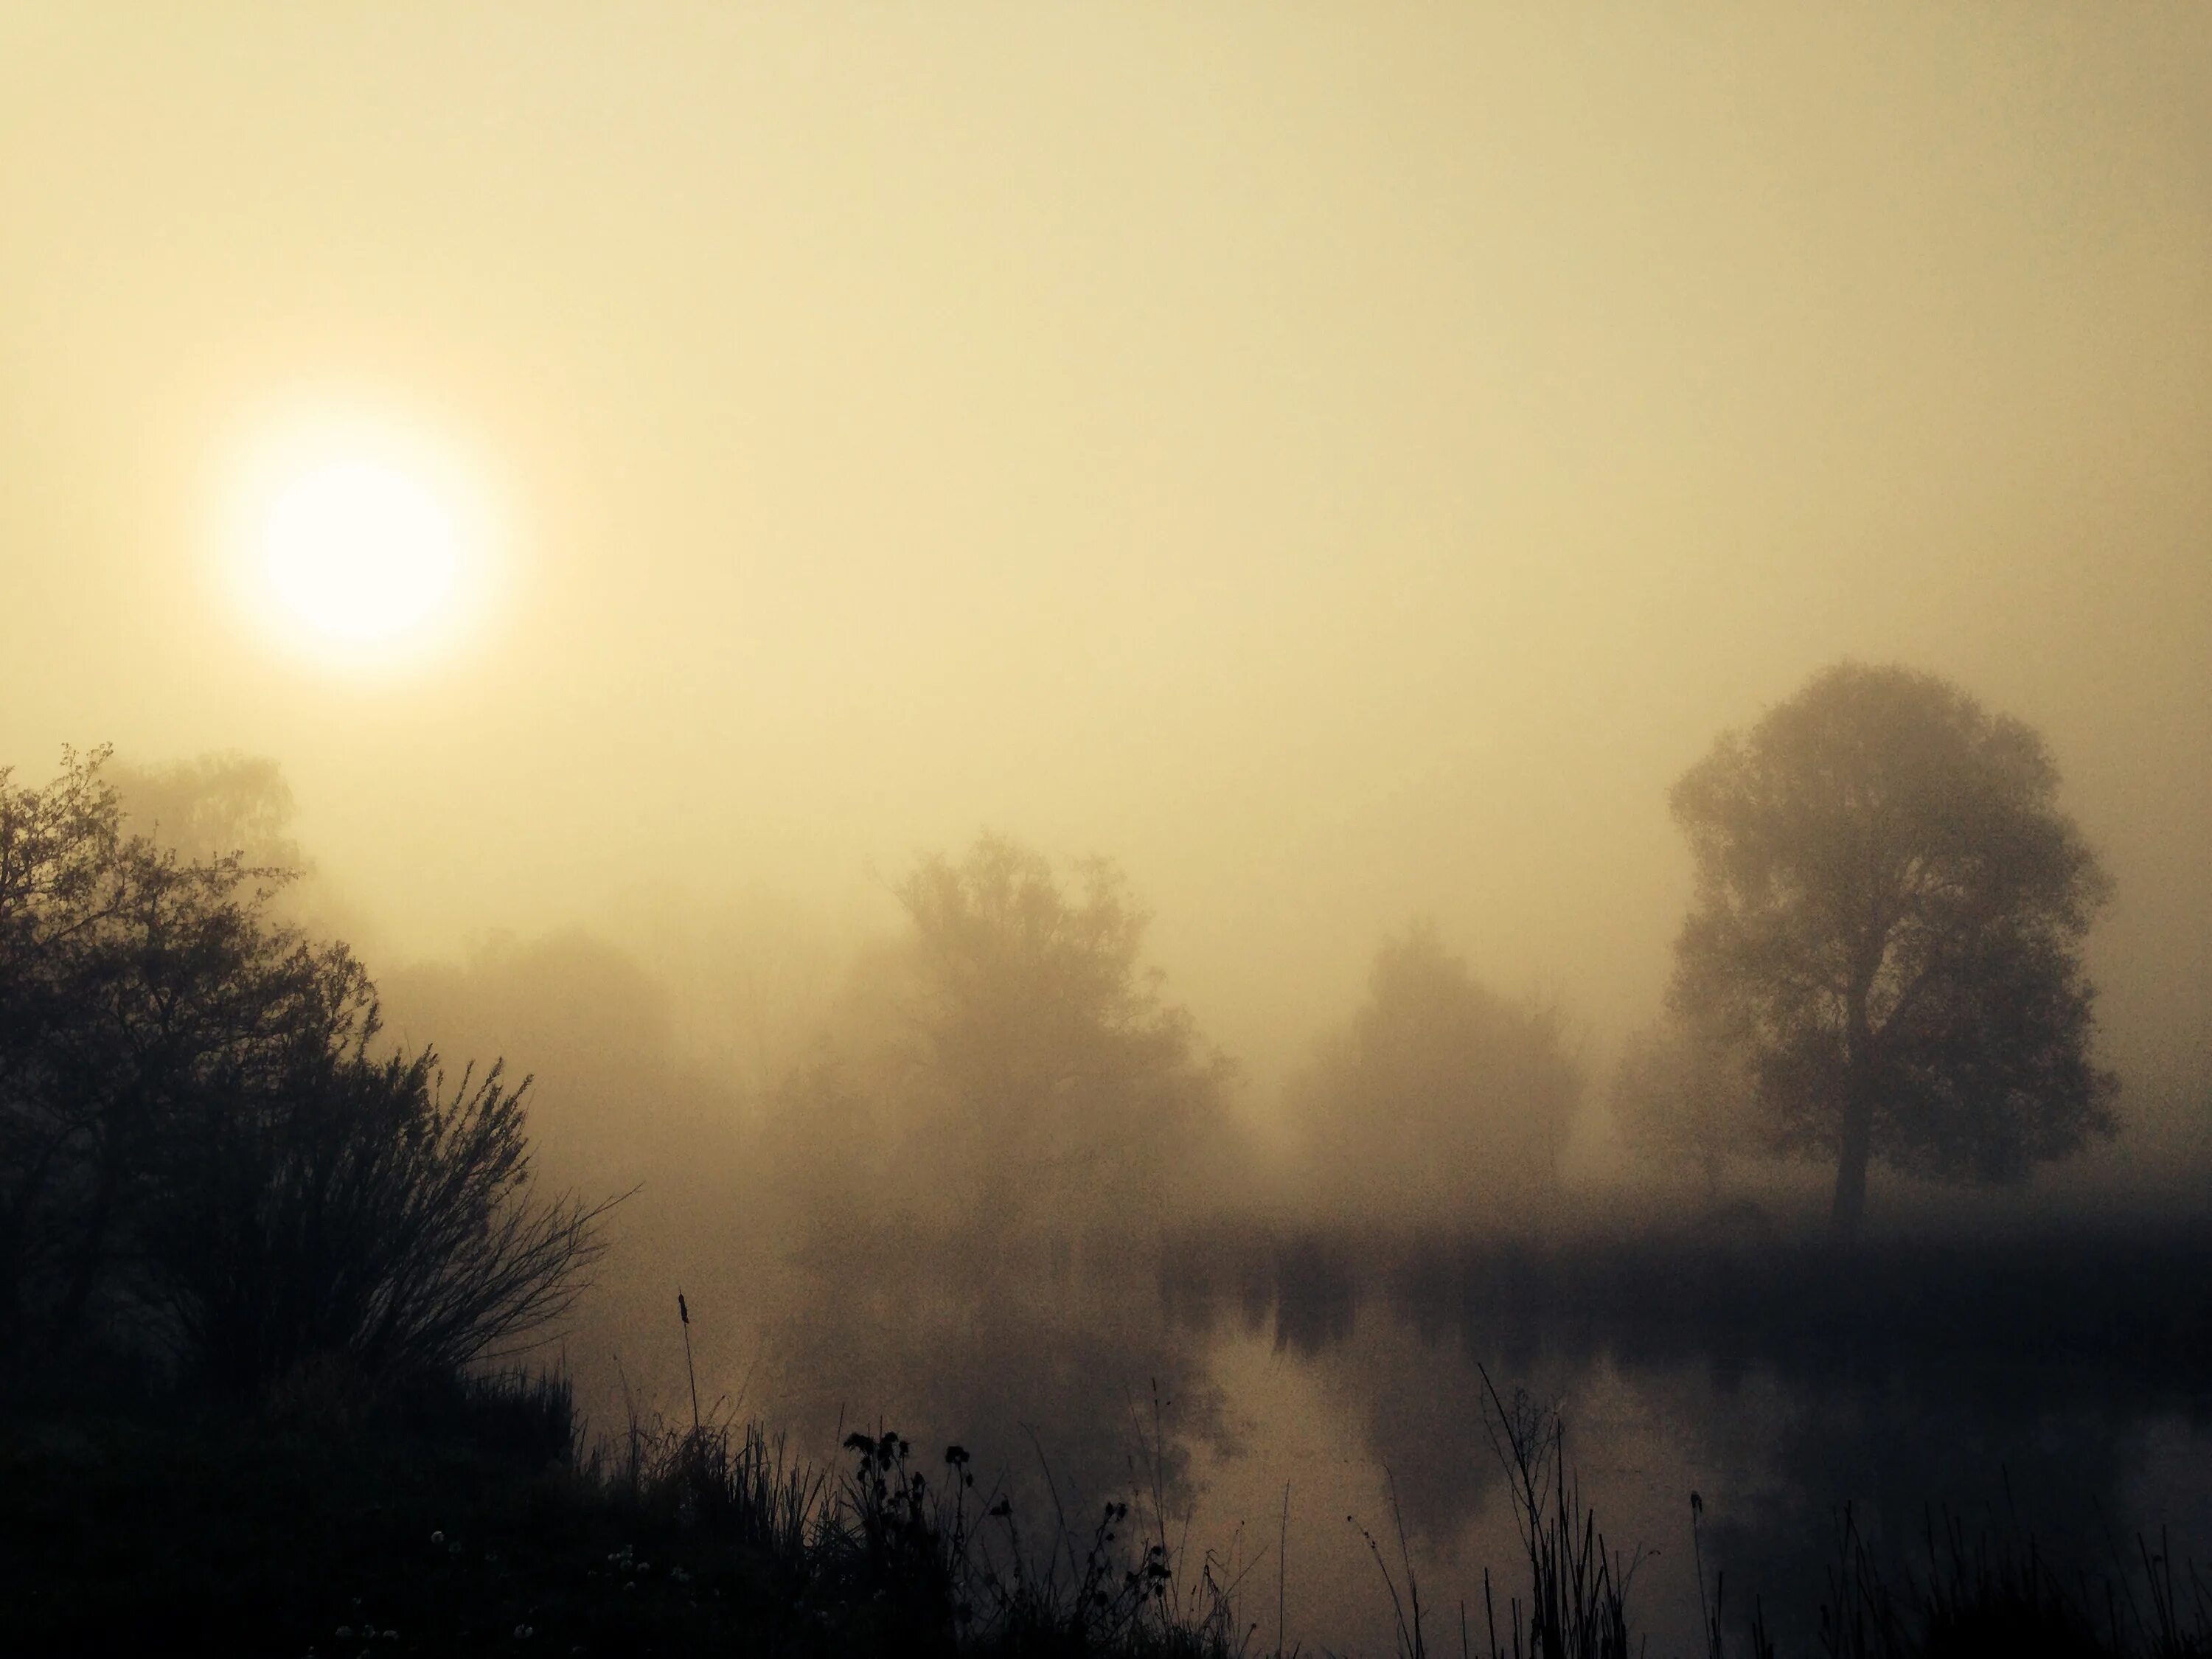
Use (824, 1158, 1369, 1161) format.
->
(1829, 1001, 1877, 1243)
(1829, 1078, 1875, 1242)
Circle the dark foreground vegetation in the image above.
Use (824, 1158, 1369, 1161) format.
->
(1349, 1366, 2212, 1659)
(0, 1360, 1250, 1659)
(10, 1343, 2212, 1659)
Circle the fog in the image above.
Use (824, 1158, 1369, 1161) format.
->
(5, 4, 2205, 1114)
(4, 9, 2210, 1649)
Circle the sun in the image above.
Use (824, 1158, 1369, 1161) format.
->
(223, 408, 498, 669)
(259, 456, 463, 647)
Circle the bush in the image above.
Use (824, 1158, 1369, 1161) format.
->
(0, 748, 611, 1397)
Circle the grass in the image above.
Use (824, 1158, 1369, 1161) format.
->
(1345, 1369, 1640, 1659)
(0, 1359, 1252, 1658)
(14, 1217, 2212, 1657)
(1330, 1360, 2212, 1659)
(1472, 1368, 1640, 1659)
(12, 1355, 2212, 1658)
(1790, 1500, 2212, 1659)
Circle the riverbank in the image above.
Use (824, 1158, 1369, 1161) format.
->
(0, 1369, 1236, 1659)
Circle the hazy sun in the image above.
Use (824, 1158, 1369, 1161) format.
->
(260, 457, 462, 647)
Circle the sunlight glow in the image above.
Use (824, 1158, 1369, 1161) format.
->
(260, 457, 462, 647)
(220, 405, 501, 674)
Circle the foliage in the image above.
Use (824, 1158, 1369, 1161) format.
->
(1805, 1502, 2212, 1659)
(884, 835, 1235, 1238)
(151, 1047, 614, 1394)
(0, 748, 608, 1394)
(1289, 925, 1580, 1225)
(1607, 1020, 1759, 1190)
(1669, 664, 2118, 1237)
(107, 749, 305, 874)
(3, 1374, 1250, 1659)
(0, 744, 333, 1349)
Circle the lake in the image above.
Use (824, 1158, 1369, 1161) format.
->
(572, 1219, 2212, 1655)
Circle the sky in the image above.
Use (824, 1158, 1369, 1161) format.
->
(1, 2, 2206, 1127)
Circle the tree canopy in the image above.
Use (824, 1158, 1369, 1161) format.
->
(776, 835, 1234, 1244)
(1669, 664, 2117, 1239)
(0, 748, 608, 1393)
(1288, 925, 1580, 1225)
(893, 836, 1235, 1239)
(1607, 1020, 1757, 1194)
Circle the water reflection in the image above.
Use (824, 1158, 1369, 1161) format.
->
(751, 1228, 1232, 1528)
(1180, 1228, 2212, 1654)
(588, 1224, 2212, 1655)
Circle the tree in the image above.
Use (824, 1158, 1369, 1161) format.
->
(1607, 1020, 1756, 1194)
(150, 1043, 612, 1396)
(108, 750, 304, 873)
(1288, 925, 1580, 1225)
(886, 835, 1234, 1239)
(1668, 664, 2117, 1240)
(0, 748, 610, 1391)
(0, 744, 306, 1346)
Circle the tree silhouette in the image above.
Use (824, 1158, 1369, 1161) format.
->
(891, 835, 1232, 1240)
(0, 748, 608, 1391)
(151, 1042, 611, 1395)
(1290, 925, 1579, 1225)
(108, 750, 304, 873)
(1669, 664, 2117, 1240)
(1607, 1020, 1756, 1194)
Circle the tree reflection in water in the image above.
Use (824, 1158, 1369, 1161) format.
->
(582, 1222, 2212, 1656)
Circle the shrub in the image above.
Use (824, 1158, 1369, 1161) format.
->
(0, 748, 611, 1397)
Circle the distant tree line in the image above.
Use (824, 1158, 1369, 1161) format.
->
(737, 843, 1587, 1247)
(443, 660, 2118, 1251)
(5, 656, 2117, 1336)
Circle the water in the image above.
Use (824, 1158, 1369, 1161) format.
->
(579, 1224, 2212, 1657)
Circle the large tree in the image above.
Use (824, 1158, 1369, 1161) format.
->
(1669, 664, 2117, 1239)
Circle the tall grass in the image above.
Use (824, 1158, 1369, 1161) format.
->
(1341, 1363, 2212, 1659)
(1346, 1367, 1640, 1659)
(590, 1407, 825, 1559)
(576, 1388, 1251, 1656)
(1804, 1501, 2212, 1659)
(1472, 1366, 1640, 1659)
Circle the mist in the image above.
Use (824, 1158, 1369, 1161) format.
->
(4, 6, 2211, 1656)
